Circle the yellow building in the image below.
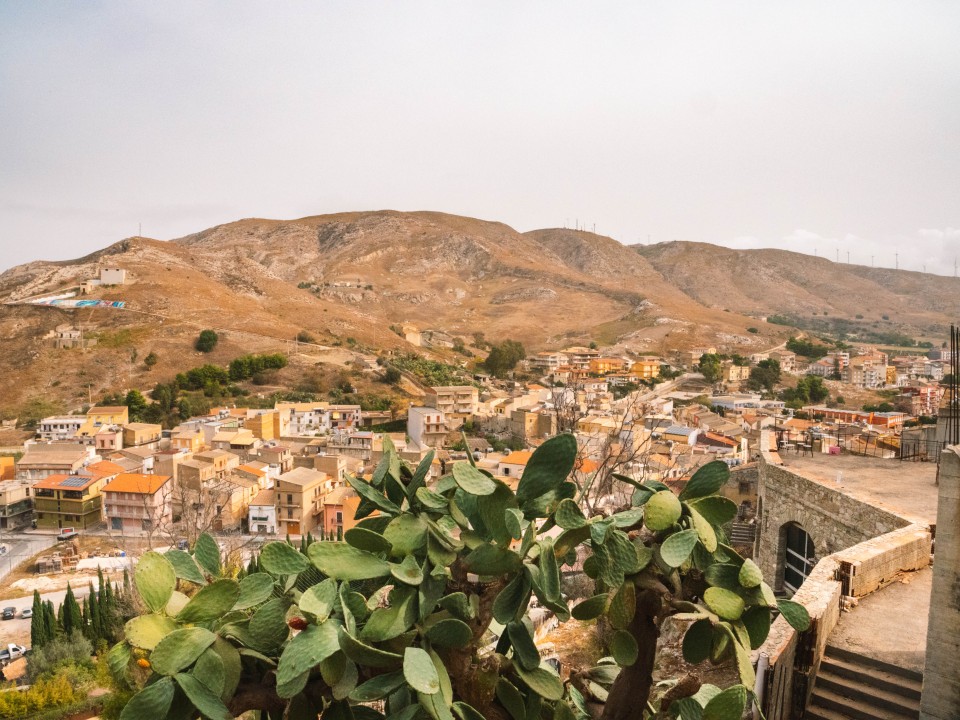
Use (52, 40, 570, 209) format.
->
(76, 405, 129, 442)
(631, 359, 661, 379)
(588, 357, 627, 375)
(33, 470, 113, 529)
(244, 411, 277, 441)
(275, 467, 329, 536)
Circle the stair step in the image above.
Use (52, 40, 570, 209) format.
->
(816, 671, 920, 716)
(820, 656, 922, 701)
(809, 686, 919, 720)
(825, 646, 923, 684)
(805, 705, 863, 720)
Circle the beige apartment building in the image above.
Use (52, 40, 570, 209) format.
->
(274, 467, 328, 536)
(102, 473, 173, 533)
(425, 386, 479, 419)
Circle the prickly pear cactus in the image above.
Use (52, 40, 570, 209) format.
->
(111, 435, 809, 720)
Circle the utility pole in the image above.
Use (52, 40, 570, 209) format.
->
(836, 248, 839, 263)
(895, 253, 899, 270)
(847, 251, 850, 264)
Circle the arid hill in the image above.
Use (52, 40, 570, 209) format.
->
(0, 211, 954, 415)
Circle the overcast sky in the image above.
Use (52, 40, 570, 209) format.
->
(1, 2, 958, 275)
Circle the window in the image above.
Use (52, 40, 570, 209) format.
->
(287, 509, 293, 519)
(287, 494, 293, 504)
(335, 512, 343, 523)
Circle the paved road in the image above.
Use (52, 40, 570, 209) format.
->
(0, 534, 56, 584)
(1, 584, 97, 647)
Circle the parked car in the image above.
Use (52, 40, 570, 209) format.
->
(1, 607, 15, 620)
(57, 527, 79, 541)
(0, 644, 28, 664)
(20, 608, 32, 619)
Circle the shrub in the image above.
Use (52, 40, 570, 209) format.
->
(27, 631, 93, 681)
(747, 327, 759, 333)
(143, 351, 158, 369)
(195, 330, 219, 353)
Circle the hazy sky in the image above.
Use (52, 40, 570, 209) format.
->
(2, 2, 959, 274)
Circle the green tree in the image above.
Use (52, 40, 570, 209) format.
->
(124, 389, 148, 421)
(30, 590, 47, 648)
(195, 329, 219, 353)
(482, 339, 526, 377)
(143, 351, 159, 369)
(61, 583, 82, 636)
(88, 581, 102, 642)
(748, 359, 781, 393)
(44, 600, 57, 640)
(697, 353, 723, 383)
(383, 367, 402, 384)
(110, 438, 809, 720)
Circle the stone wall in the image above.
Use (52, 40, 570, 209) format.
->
(758, 523, 931, 720)
(756, 432, 911, 591)
(920, 446, 960, 720)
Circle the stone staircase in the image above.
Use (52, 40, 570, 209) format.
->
(729, 521, 756, 545)
(806, 645, 922, 720)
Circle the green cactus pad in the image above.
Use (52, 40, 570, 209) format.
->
(610, 629, 639, 666)
(384, 514, 429, 556)
(338, 626, 403, 668)
(212, 637, 241, 701)
(682, 618, 714, 664)
(496, 678, 525, 720)
(439, 592, 475, 622)
(234, 573, 275, 611)
(193, 647, 226, 697)
(165, 590, 189, 617)
(738, 559, 763, 588)
(259, 541, 310, 576)
(464, 543, 522, 576)
(704, 563, 742, 590)
(348, 472, 402, 515)
(134, 551, 176, 613)
(361, 586, 417, 642)
(404, 647, 440, 695)
(308, 542, 392, 581)
(702, 684, 747, 720)
(174, 672, 232, 720)
(177, 579, 241, 623)
(248, 597, 290, 652)
(644, 491, 682, 531)
(350, 670, 406, 702)
(679, 461, 729, 501)
(607, 581, 636, 630)
(660, 528, 700, 568)
(106, 641, 131, 685)
(571, 594, 609, 621)
(777, 599, 811, 632)
(344, 527, 392, 554)
(416, 487, 450, 510)
(538, 540, 561, 602)
(276, 622, 340, 698)
(124, 613, 177, 650)
(164, 549, 208, 586)
(298, 578, 337, 620)
(193, 533, 221, 577)
(687, 505, 718, 553)
(516, 434, 577, 505)
(704, 587, 745, 621)
(506, 620, 540, 671)
(741, 606, 772, 649)
(425, 618, 473, 648)
(391, 555, 425, 586)
(513, 662, 564, 701)
(453, 461, 498, 495)
(554, 498, 587, 529)
(689, 496, 738, 526)
(119, 675, 174, 720)
(150, 627, 217, 675)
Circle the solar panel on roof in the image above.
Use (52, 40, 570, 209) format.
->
(60, 476, 89, 487)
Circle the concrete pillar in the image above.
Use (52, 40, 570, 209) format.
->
(920, 445, 960, 720)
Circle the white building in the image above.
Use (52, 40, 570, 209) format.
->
(37, 416, 85, 442)
(99, 267, 127, 284)
(407, 406, 447, 450)
(248, 489, 277, 535)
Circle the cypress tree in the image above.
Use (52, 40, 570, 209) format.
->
(123, 568, 131, 597)
(81, 595, 90, 639)
(88, 582, 101, 642)
(44, 600, 57, 640)
(63, 583, 82, 636)
(56, 601, 64, 635)
(30, 590, 46, 648)
(336, 525, 343, 541)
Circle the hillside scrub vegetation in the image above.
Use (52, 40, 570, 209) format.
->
(195, 330, 219, 353)
(108, 437, 809, 720)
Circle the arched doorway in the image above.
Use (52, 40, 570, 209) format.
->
(782, 522, 816, 595)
